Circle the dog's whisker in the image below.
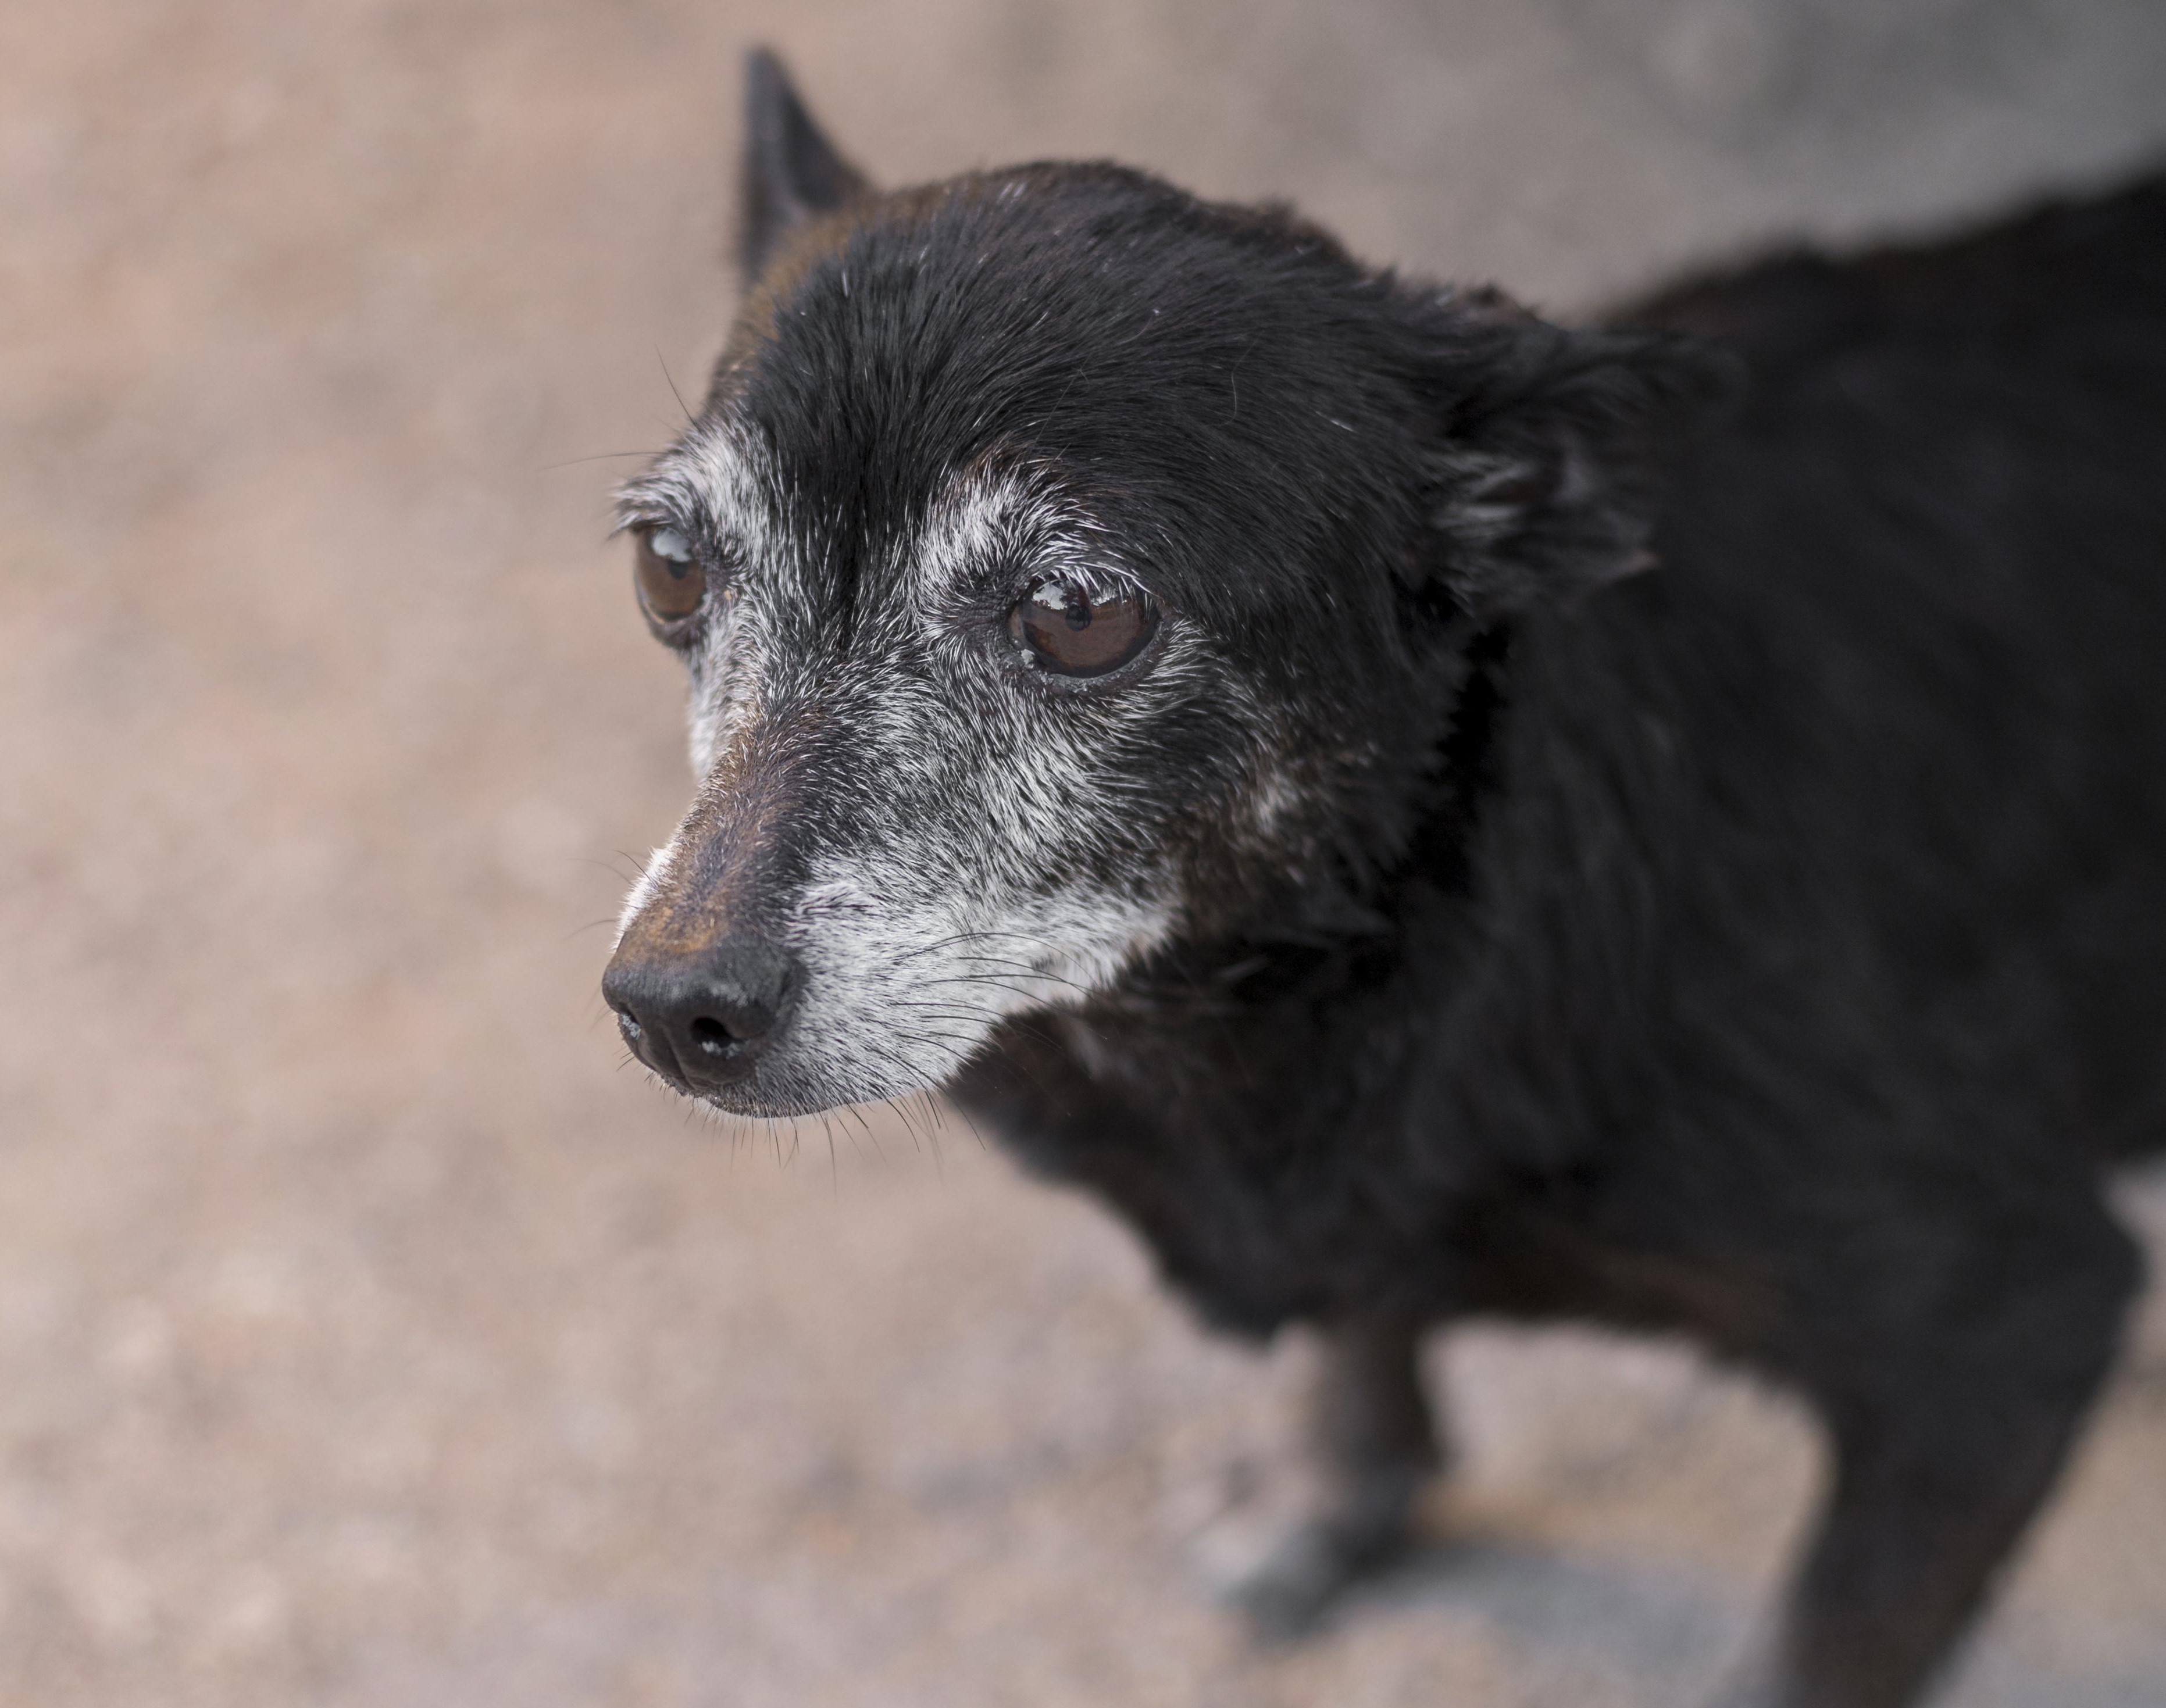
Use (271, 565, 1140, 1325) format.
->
(540, 448, 670, 471)
(917, 972, 1094, 1004)
(656, 348, 695, 427)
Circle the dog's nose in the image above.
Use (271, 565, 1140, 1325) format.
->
(602, 939, 801, 1092)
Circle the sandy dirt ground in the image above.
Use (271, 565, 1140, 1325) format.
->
(6, 2, 2166, 1705)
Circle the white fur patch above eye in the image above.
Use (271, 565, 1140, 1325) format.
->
(617, 417, 795, 601)
(909, 460, 1140, 619)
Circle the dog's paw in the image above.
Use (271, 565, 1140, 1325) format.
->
(1196, 1516, 1374, 1636)
(1190, 1471, 1425, 1638)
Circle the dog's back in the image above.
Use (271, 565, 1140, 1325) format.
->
(1583, 175, 2166, 1165)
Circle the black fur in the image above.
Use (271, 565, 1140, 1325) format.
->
(612, 56, 2166, 1708)
(737, 47, 869, 280)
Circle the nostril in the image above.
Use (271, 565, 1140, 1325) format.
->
(688, 1001, 776, 1053)
(603, 941, 800, 1089)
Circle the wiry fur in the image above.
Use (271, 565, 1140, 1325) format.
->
(602, 50, 2166, 1708)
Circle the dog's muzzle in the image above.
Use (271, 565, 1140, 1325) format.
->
(602, 937, 801, 1096)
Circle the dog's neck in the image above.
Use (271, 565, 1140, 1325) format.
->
(1089, 618, 1515, 1024)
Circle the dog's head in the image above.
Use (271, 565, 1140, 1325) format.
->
(603, 51, 1724, 1119)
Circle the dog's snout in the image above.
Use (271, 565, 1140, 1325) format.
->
(603, 939, 801, 1092)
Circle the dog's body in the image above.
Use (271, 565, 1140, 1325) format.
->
(603, 54, 2166, 1708)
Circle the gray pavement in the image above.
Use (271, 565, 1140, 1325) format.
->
(4, 2, 2165, 1703)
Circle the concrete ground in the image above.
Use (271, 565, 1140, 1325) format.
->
(5, 2, 2166, 1703)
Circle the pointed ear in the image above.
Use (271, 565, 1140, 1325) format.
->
(1419, 302, 1739, 614)
(738, 49, 871, 285)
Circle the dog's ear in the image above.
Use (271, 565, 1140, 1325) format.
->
(1416, 300, 1739, 614)
(738, 49, 871, 285)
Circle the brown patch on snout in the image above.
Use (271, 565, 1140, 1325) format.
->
(622, 732, 810, 956)
(604, 726, 817, 1101)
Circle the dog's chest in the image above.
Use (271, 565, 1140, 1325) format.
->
(946, 1004, 1463, 1335)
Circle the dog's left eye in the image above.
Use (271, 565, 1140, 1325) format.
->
(1008, 578, 1158, 678)
(633, 524, 707, 627)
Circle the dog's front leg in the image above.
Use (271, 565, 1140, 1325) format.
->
(1710, 1188, 2140, 1708)
(1200, 1310, 1443, 1635)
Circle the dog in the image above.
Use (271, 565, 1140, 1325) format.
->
(601, 49, 2166, 1708)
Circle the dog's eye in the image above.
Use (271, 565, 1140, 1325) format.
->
(633, 525, 707, 626)
(1008, 578, 1158, 678)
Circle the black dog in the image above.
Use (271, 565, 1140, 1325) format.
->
(602, 51, 2166, 1708)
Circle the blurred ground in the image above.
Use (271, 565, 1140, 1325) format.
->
(5, 2, 2166, 1705)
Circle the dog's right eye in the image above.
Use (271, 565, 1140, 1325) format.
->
(634, 525, 708, 627)
(1008, 577, 1159, 678)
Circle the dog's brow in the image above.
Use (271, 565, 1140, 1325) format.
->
(617, 418, 786, 578)
(910, 462, 1133, 608)
(912, 463, 1033, 599)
